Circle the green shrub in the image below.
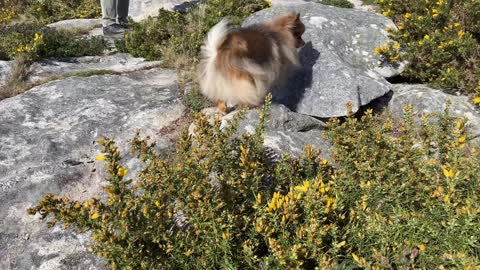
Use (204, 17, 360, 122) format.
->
(0, 23, 107, 61)
(314, 0, 354, 9)
(1, 0, 101, 24)
(116, 0, 271, 64)
(28, 96, 480, 269)
(374, 0, 480, 96)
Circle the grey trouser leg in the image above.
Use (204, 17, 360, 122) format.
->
(117, 0, 130, 25)
(101, 0, 129, 25)
(101, 0, 116, 26)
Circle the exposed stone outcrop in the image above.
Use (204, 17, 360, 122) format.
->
(243, 2, 404, 118)
(0, 68, 184, 270)
(387, 84, 480, 138)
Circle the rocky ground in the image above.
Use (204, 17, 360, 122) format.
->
(1, 0, 479, 269)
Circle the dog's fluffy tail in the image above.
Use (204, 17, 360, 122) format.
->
(201, 19, 230, 62)
(198, 19, 232, 103)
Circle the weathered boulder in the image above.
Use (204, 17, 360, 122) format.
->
(243, 2, 404, 118)
(27, 54, 163, 85)
(387, 84, 480, 138)
(193, 105, 331, 159)
(0, 68, 184, 269)
(235, 104, 332, 159)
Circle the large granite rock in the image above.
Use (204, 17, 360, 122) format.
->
(0, 68, 184, 269)
(235, 104, 332, 159)
(388, 84, 480, 138)
(27, 54, 163, 85)
(193, 105, 331, 160)
(243, 2, 404, 118)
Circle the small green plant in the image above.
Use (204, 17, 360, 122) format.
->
(28, 95, 480, 269)
(183, 88, 212, 113)
(374, 0, 480, 96)
(314, 0, 354, 9)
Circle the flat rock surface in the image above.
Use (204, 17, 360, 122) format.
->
(244, 2, 403, 118)
(47, 19, 104, 31)
(388, 84, 480, 138)
(27, 54, 163, 85)
(0, 68, 184, 269)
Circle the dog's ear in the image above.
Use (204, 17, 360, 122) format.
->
(275, 12, 299, 29)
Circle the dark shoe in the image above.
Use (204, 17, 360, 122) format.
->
(102, 23, 128, 35)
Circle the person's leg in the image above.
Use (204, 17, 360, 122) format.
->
(101, 0, 117, 26)
(117, 0, 129, 25)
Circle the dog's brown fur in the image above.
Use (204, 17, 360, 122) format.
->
(198, 13, 305, 114)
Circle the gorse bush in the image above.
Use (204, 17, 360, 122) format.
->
(26, 0, 101, 23)
(0, 23, 107, 61)
(0, 0, 101, 24)
(29, 96, 480, 269)
(116, 0, 272, 63)
(374, 0, 480, 96)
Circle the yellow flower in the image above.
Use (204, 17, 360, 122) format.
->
(424, 34, 430, 40)
(352, 253, 360, 263)
(459, 136, 467, 143)
(95, 155, 105, 161)
(91, 213, 100, 220)
(382, 9, 391, 16)
(448, 40, 454, 45)
(294, 181, 310, 193)
(474, 97, 480, 105)
(458, 30, 465, 39)
(454, 22, 460, 28)
(335, 241, 346, 248)
(118, 167, 129, 176)
(256, 193, 261, 205)
(432, 13, 439, 18)
(155, 201, 161, 207)
(419, 244, 426, 251)
(444, 194, 450, 203)
(418, 40, 424, 46)
(443, 167, 454, 178)
(404, 13, 412, 20)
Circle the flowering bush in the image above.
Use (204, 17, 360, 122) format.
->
(0, 23, 106, 61)
(29, 96, 480, 269)
(0, 0, 16, 25)
(374, 0, 480, 98)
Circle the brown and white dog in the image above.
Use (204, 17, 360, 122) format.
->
(198, 13, 305, 114)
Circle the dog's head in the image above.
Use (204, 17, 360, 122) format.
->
(276, 12, 306, 48)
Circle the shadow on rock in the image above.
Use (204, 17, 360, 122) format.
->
(173, 1, 200, 13)
(272, 42, 320, 112)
